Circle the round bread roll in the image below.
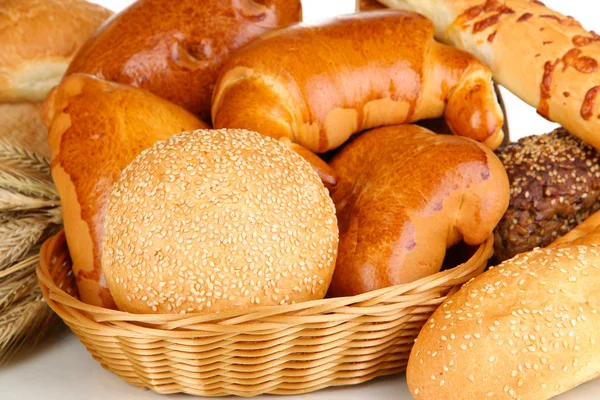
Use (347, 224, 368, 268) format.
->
(0, 0, 112, 103)
(494, 128, 600, 263)
(102, 129, 339, 314)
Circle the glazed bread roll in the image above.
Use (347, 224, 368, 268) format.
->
(42, 74, 207, 308)
(327, 125, 509, 297)
(407, 217, 600, 399)
(66, 0, 301, 122)
(0, 0, 112, 103)
(102, 129, 338, 314)
(212, 11, 505, 183)
(379, 0, 600, 150)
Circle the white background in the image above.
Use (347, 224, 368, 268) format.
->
(2, 1, 599, 400)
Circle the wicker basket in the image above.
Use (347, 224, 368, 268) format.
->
(37, 230, 493, 397)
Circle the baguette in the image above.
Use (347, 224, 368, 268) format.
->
(379, 0, 600, 150)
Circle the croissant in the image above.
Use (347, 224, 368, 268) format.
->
(212, 11, 505, 184)
(327, 124, 509, 297)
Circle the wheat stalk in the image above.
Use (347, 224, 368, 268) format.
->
(0, 139, 63, 365)
(0, 140, 51, 176)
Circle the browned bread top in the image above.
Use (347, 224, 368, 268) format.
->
(66, 0, 302, 122)
(327, 125, 509, 297)
(42, 73, 207, 308)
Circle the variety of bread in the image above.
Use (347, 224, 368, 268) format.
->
(42, 74, 207, 308)
(65, 0, 302, 122)
(0, 0, 112, 103)
(328, 125, 509, 297)
(5, 0, 597, 396)
(102, 129, 339, 314)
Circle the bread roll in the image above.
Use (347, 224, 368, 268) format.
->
(379, 0, 600, 151)
(0, 0, 111, 103)
(212, 11, 506, 182)
(102, 129, 338, 314)
(327, 125, 509, 297)
(0, 103, 49, 158)
(42, 74, 207, 308)
(494, 129, 600, 263)
(407, 217, 600, 399)
(66, 0, 301, 122)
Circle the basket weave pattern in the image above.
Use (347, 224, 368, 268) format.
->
(37, 230, 493, 397)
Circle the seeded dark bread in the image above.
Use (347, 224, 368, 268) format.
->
(407, 218, 600, 400)
(493, 128, 600, 262)
(102, 129, 339, 314)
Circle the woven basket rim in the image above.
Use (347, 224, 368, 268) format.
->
(37, 230, 493, 328)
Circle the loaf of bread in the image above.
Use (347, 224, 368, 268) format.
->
(102, 129, 339, 314)
(66, 0, 301, 122)
(212, 11, 505, 184)
(494, 128, 600, 263)
(0, 0, 111, 103)
(327, 125, 509, 297)
(42, 74, 207, 308)
(407, 216, 600, 399)
(379, 0, 600, 150)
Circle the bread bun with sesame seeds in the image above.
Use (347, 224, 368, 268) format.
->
(407, 218, 600, 400)
(102, 129, 339, 315)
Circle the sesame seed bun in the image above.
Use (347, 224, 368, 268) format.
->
(102, 129, 339, 314)
(407, 225, 600, 399)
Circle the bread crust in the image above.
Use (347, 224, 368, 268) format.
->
(327, 125, 509, 296)
(66, 0, 301, 122)
(407, 219, 600, 399)
(380, 0, 600, 150)
(42, 74, 206, 308)
(212, 11, 505, 153)
(0, 0, 112, 102)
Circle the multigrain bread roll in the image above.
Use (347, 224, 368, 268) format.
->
(494, 128, 600, 262)
(0, 0, 111, 103)
(378, 0, 600, 150)
(42, 74, 207, 308)
(102, 129, 338, 314)
(66, 0, 301, 122)
(212, 11, 506, 185)
(407, 218, 600, 399)
(327, 125, 509, 297)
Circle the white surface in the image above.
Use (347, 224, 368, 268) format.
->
(3, 0, 600, 399)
